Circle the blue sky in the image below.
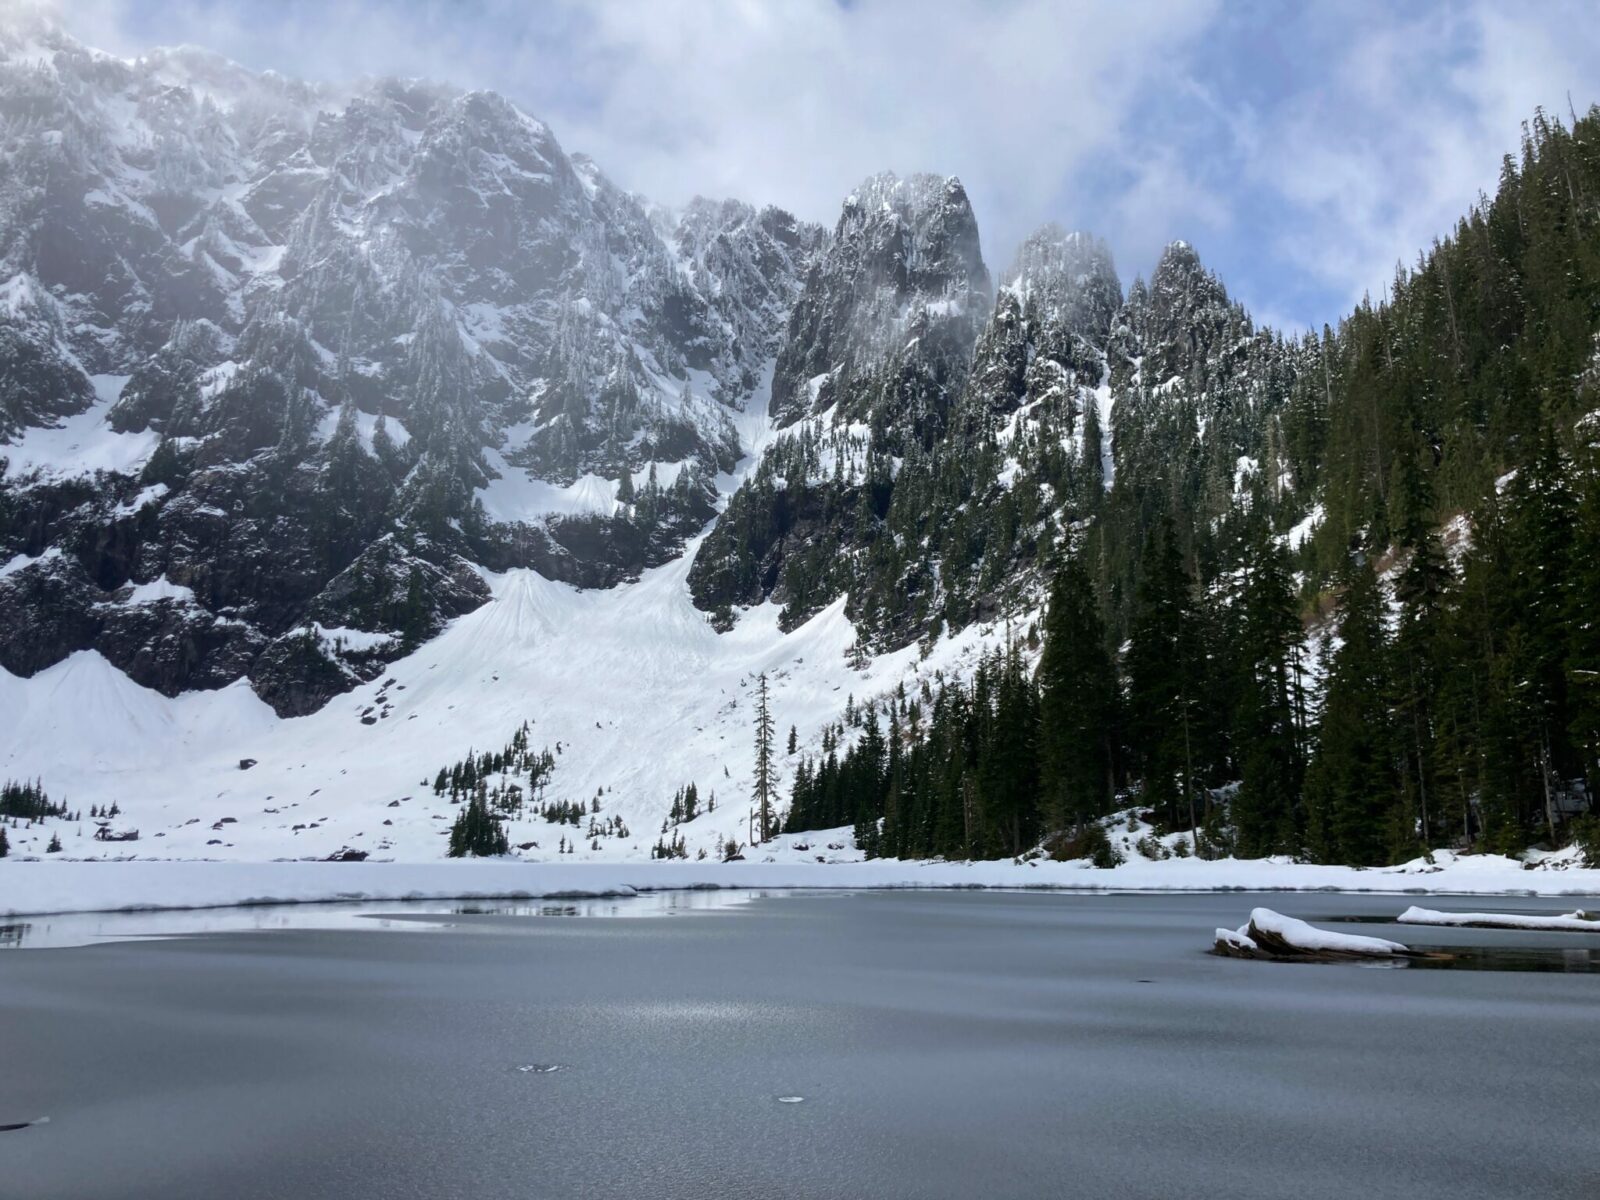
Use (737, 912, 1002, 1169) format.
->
(51, 0, 1600, 333)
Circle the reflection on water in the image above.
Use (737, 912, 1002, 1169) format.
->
(1404, 945, 1600, 972)
(1312, 913, 1600, 972)
(0, 888, 808, 951)
(1316, 946, 1600, 972)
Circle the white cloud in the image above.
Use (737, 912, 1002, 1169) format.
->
(1233, 1, 1600, 324)
(40, 0, 1221, 274)
(550, 0, 1221, 268)
(23, 0, 1600, 329)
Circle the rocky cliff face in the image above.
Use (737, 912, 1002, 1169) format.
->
(768, 172, 990, 433)
(0, 13, 1310, 723)
(688, 210, 1118, 638)
(690, 216, 1307, 651)
(0, 15, 821, 714)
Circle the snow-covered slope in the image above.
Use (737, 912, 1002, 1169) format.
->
(0, 533, 1014, 863)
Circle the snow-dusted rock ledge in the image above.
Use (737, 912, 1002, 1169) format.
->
(1397, 906, 1600, 933)
(3, 858, 1600, 919)
(1215, 907, 1414, 961)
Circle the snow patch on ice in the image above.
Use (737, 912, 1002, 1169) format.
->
(1397, 905, 1600, 932)
(1240, 907, 1407, 955)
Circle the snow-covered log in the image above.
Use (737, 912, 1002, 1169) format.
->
(1214, 907, 1412, 960)
(1397, 906, 1600, 933)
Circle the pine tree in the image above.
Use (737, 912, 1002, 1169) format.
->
(850, 705, 887, 853)
(1505, 425, 1579, 839)
(1125, 517, 1204, 833)
(1569, 440, 1600, 797)
(447, 792, 508, 857)
(979, 643, 1040, 856)
(1391, 468, 1451, 851)
(1437, 499, 1525, 850)
(752, 673, 775, 842)
(1303, 560, 1399, 865)
(1037, 552, 1115, 834)
(1230, 529, 1305, 856)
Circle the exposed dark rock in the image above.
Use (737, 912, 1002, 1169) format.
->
(0, 16, 822, 714)
(769, 171, 990, 429)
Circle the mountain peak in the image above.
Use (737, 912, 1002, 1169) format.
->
(1001, 225, 1121, 343)
(843, 170, 966, 213)
(1153, 238, 1206, 279)
(767, 170, 990, 426)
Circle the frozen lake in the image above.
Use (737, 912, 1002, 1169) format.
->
(2, 890, 1597, 1199)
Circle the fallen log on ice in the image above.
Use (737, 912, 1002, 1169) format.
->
(1397, 906, 1600, 933)
(1215, 907, 1425, 962)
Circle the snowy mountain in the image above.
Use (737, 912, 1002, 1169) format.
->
(688, 212, 1129, 643)
(0, 10, 1317, 867)
(0, 14, 822, 715)
(8, 13, 1587, 873)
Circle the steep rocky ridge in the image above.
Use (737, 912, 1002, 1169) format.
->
(0, 14, 822, 713)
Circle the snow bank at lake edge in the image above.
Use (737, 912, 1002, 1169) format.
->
(5, 856, 1600, 918)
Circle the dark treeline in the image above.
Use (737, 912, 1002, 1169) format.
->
(787, 110, 1600, 865)
(1, 778, 69, 822)
(437, 723, 634, 856)
(786, 643, 1043, 860)
(429, 720, 555, 812)
(788, 451, 1599, 864)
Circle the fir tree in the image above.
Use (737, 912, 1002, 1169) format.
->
(1303, 560, 1399, 865)
(1230, 529, 1305, 857)
(752, 673, 776, 842)
(1569, 439, 1600, 797)
(1125, 517, 1204, 832)
(447, 793, 508, 857)
(1037, 552, 1115, 833)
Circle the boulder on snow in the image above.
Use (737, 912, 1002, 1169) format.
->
(1214, 907, 1429, 962)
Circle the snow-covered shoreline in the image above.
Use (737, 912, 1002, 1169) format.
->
(4, 855, 1600, 918)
